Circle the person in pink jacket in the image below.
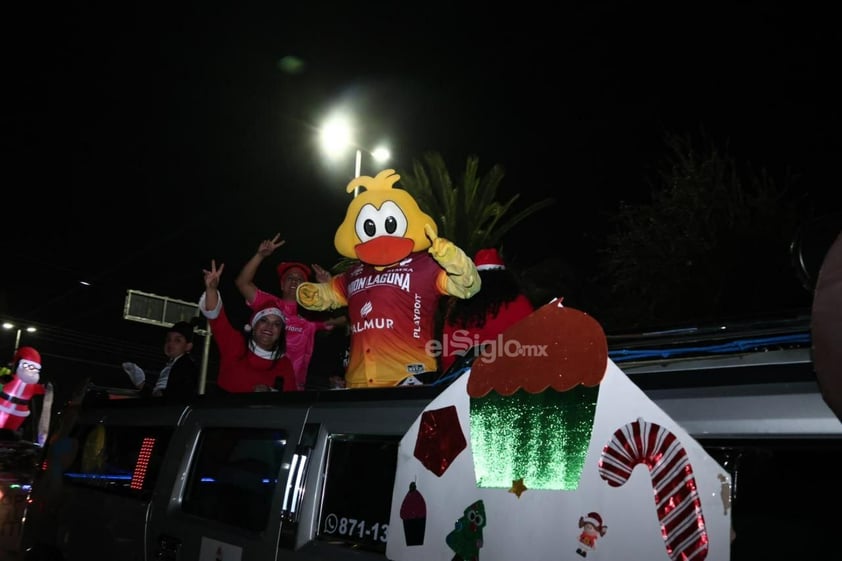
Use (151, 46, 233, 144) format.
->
(199, 259, 295, 393)
(235, 234, 345, 390)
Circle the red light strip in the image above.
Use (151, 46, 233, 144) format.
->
(130, 437, 156, 490)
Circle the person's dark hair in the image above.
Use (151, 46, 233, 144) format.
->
(247, 321, 287, 364)
(446, 269, 523, 329)
(169, 319, 198, 342)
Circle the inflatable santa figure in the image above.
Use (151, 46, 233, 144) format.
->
(0, 346, 45, 431)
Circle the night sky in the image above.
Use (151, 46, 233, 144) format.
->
(2, 2, 840, 386)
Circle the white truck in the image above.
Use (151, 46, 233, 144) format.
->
(18, 317, 841, 560)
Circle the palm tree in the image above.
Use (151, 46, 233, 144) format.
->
(397, 151, 556, 257)
(392, 151, 557, 357)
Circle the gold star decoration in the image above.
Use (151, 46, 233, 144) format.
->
(509, 478, 528, 498)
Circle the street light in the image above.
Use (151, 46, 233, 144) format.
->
(319, 111, 391, 195)
(2, 322, 37, 353)
(352, 145, 391, 182)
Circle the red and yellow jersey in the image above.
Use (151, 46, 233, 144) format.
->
(336, 252, 446, 387)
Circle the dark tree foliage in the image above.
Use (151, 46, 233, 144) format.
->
(594, 131, 808, 331)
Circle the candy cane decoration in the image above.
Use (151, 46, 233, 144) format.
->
(598, 418, 708, 561)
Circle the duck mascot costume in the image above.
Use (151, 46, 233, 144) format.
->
(296, 169, 481, 388)
(0, 346, 45, 432)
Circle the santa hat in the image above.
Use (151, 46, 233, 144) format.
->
(244, 305, 285, 332)
(473, 248, 506, 271)
(276, 262, 312, 282)
(581, 512, 603, 529)
(15, 346, 41, 365)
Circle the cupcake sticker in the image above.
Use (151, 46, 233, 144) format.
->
(468, 298, 607, 490)
(400, 481, 427, 546)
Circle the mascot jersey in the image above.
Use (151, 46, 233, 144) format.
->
(333, 252, 445, 386)
(297, 169, 481, 388)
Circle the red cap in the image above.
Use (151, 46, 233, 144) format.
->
(276, 262, 312, 282)
(473, 248, 506, 271)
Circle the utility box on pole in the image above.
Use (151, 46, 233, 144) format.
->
(123, 290, 204, 330)
(123, 290, 211, 393)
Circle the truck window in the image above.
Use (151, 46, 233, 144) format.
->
(181, 427, 288, 532)
(317, 434, 401, 553)
(63, 423, 174, 496)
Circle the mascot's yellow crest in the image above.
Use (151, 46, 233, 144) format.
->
(344, 168, 402, 194)
(335, 169, 438, 266)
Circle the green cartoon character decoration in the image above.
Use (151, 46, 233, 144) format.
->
(446, 500, 486, 561)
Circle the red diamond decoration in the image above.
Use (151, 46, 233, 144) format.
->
(413, 405, 467, 477)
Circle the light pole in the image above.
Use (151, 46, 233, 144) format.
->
(2, 321, 37, 353)
(352, 145, 391, 182)
(354, 148, 362, 178)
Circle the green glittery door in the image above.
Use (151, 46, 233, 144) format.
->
(470, 385, 599, 490)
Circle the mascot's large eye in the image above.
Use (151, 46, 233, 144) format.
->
(384, 215, 398, 234)
(363, 218, 376, 237)
(355, 201, 408, 242)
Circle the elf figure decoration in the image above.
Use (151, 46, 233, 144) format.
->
(0, 346, 45, 432)
(296, 169, 480, 388)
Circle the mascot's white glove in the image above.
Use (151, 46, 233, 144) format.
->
(297, 281, 348, 311)
(122, 362, 146, 388)
(425, 224, 481, 299)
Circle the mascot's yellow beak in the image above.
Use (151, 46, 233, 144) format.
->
(334, 169, 437, 267)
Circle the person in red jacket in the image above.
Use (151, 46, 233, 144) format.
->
(235, 234, 344, 390)
(440, 248, 534, 373)
(198, 259, 295, 393)
(0, 346, 45, 432)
